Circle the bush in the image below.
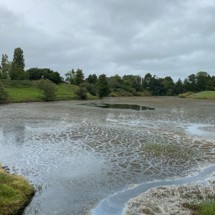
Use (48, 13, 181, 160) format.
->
(0, 82, 8, 102)
(0, 80, 33, 88)
(35, 79, 56, 101)
(75, 87, 88, 100)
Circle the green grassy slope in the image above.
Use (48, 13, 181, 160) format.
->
(4, 82, 81, 102)
(179, 91, 215, 99)
(6, 87, 42, 102)
(56, 84, 79, 100)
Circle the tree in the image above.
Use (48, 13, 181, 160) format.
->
(75, 69, 84, 85)
(206, 75, 215, 90)
(110, 75, 123, 91)
(184, 74, 197, 92)
(65, 69, 76, 84)
(162, 76, 175, 96)
(86, 74, 98, 84)
(175, 79, 184, 94)
(10, 47, 26, 80)
(142, 73, 153, 91)
(96, 74, 110, 98)
(150, 76, 165, 95)
(65, 68, 84, 85)
(0, 54, 10, 79)
(196, 71, 210, 91)
(26, 68, 62, 84)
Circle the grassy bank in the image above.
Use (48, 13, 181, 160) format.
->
(178, 91, 215, 99)
(3, 82, 80, 102)
(0, 166, 34, 215)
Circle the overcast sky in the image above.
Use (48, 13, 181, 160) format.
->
(0, 0, 215, 80)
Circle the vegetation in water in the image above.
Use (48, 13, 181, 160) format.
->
(183, 199, 215, 215)
(0, 166, 34, 215)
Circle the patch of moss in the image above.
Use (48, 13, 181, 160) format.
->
(0, 166, 34, 215)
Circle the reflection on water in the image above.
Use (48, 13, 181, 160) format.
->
(3, 123, 25, 145)
(81, 103, 155, 111)
(0, 98, 214, 215)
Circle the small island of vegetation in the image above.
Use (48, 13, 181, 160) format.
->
(0, 165, 34, 215)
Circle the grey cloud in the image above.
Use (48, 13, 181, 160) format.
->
(0, 0, 214, 79)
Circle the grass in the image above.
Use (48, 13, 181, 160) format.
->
(188, 91, 215, 99)
(3, 82, 92, 102)
(0, 166, 34, 215)
(178, 92, 194, 98)
(178, 91, 215, 99)
(56, 84, 79, 100)
(184, 199, 215, 215)
(6, 87, 42, 102)
(4, 82, 97, 102)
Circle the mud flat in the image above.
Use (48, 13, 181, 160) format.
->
(124, 173, 215, 215)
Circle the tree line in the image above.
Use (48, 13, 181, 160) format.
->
(0, 47, 215, 100)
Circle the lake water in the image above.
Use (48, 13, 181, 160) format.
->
(0, 97, 214, 215)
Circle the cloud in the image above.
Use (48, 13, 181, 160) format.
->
(0, 0, 214, 79)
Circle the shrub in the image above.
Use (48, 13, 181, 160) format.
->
(35, 79, 56, 101)
(75, 87, 88, 100)
(0, 82, 8, 102)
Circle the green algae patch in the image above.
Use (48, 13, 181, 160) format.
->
(0, 167, 34, 215)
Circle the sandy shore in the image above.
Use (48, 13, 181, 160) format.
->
(124, 173, 215, 215)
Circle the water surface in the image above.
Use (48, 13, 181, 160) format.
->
(0, 97, 214, 215)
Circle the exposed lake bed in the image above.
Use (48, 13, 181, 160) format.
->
(0, 97, 214, 215)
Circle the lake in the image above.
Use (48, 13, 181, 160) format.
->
(0, 97, 214, 215)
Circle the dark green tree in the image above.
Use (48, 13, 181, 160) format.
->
(26, 68, 43, 80)
(26, 68, 62, 84)
(162, 76, 175, 96)
(86, 74, 98, 84)
(10, 47, 27, 80)
(196, 71, 210, 91)
(206, 75, 215, 90)
(142, 73, 153, 91)
(184, 74, 197, 92)
(97, 74, 110, 98)
(110, 75, 123, 90)
(150, 76, 165, 95)
(175, 79, 184, 94)
(0, 54, 10, 79)
(75, 69, 84, 85)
